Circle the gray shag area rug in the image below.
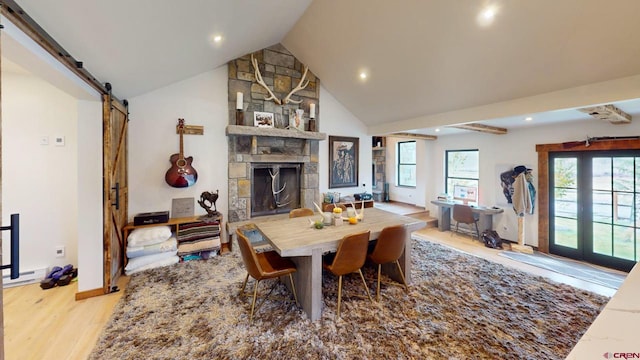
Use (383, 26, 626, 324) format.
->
(90, 237, 609, 359)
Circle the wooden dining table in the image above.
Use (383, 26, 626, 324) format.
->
(253, 207, 426, 321)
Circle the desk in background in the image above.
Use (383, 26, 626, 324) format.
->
(430, 200, 503, 233)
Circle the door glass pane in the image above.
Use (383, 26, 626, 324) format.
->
(592, 223, 612, 255)
(614, 192, 634, 226)
(554, 188, 577, 218)
(613, 225, 635, 260)
(636, 229, 640, 261)
(592, 157, 611, 191)
(592, 190, 612, 223)
(554, 217, 578, 248)
(635, 157, 640, 193)
(554, 158, 577, 189)
(613, 157, 634, 192)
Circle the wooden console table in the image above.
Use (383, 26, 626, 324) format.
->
(322, 197, 373, 211)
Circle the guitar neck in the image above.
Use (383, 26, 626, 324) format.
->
(179, 129, 184, 160)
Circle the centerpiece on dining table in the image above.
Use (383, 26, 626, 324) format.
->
(310, 201, 365, 229)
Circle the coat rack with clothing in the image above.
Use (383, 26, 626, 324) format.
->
(511, 165, 536, 253)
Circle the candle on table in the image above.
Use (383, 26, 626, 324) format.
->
(236, 92, 243, 110)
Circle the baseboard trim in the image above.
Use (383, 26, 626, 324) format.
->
(75, 287, 106, 301)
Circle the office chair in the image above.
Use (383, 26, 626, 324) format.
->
(452, 204, 480, 239)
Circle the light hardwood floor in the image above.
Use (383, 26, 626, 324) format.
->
(3, 276, 128, 360)
(2, 203, 622, 359)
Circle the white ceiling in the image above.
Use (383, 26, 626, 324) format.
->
(4, 0, 640, 137)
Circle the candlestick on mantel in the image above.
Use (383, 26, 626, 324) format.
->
(236, 92, 243, 110)
(235, 109, 244, 125)
(309, 103, 316, 119)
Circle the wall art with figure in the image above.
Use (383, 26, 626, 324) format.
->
(329, 136, 359, 188)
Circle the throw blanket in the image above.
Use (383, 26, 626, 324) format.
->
(177, 222, 221, 243)
(124, 251, 178, 275)
(176, 222, 222, 257)
(177, 237, 220, 256)
(127, 237, 177, 258)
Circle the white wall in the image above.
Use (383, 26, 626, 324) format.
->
(425, 119, 640, 246)
(127, 76, 372, 218)
(2, 72, 79, 275)
(127, 67, 230, 221)
(318, 86, 371, 198)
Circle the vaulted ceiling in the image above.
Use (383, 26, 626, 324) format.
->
(5, 0, 640, 137)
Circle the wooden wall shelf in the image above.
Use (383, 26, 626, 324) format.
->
(226, 125, 326, 141)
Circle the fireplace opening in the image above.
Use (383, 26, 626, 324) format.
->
(251, 163, 301, 217)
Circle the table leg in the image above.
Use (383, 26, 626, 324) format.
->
(437, 206, 451, 232)
(288, 248, 324, 321)
(477, 214, 493, 232)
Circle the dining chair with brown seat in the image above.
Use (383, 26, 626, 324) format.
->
(452, 204, 480, 239)
(236, 228, 299, 322)
(289, 207, 314, 218)
(367, 224, 409, 301)
(322, 230, 373, 318)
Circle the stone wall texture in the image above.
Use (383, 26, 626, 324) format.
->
(228, 44, 319, 129)
(226, 44, 321, 222)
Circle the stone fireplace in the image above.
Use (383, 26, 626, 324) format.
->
(226, 44, 324, 223)
(226, 126, 324, 222)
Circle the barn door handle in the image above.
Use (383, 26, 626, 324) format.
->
(1, 214, 20, 279)
(112, 183, 120, 210)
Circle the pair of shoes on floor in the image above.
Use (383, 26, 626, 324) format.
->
(40, 264, 77, 290)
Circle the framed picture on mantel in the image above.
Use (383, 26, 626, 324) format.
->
(329, 136, 359, 188)
(254, 111, 274, 128)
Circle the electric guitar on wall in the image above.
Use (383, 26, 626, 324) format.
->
(165, 118, 198, 188)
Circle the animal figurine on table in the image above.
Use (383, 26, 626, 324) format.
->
(198, 190, 220, 218)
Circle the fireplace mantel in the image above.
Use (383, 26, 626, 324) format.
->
(226, 125, 326, 141)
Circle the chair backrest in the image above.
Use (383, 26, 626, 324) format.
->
(289, 207, 314, 218)
(236, 228, 263, 280)
(453, 204, 475, 224)
(327, 230, 371, 276)
(369, 224, 407, 264)
(323, 203, 348, 212)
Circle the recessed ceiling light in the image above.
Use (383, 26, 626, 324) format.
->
(525, 117, 533, 121)
(435, 128, 440, 132)
(482, 7, 496, 20)
(359, 72, 368, 80)
(213, 35, 223, 43)
(477, 5, 498, 26)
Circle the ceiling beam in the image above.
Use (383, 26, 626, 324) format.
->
(388, 133, 437, 140)
(448, 123, 508, 135)
(577, 104, 632, 124)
